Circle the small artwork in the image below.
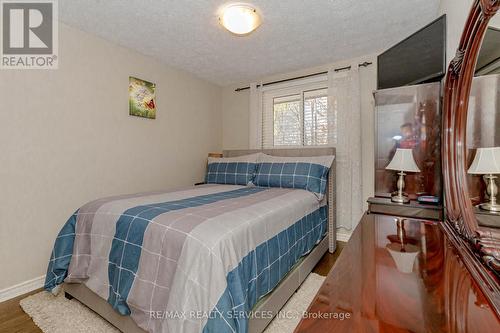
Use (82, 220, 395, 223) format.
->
(129, 76, 156, 119)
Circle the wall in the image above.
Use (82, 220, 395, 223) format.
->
(439, 0, 500, 64)
(221, 55, 378, 237)
(222, 86, 250, 149)
(440, 0, 474, 64)
(492, 13, 500, 28)
(0, 23, 222, 294)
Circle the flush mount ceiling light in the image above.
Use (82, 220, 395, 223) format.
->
(219, 3, 261, 36)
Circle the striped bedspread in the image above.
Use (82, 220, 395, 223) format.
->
(44, 184, 327, 333)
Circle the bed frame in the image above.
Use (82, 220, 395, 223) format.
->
(64, 147, 337, 333)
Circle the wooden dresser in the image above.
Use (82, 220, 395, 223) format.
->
(295, 213, 500, 332)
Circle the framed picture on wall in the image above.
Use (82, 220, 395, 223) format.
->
(129, 76, 156, 119)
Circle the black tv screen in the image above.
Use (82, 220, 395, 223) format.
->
(378, 15, 446, 90)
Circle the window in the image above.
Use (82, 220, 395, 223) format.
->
(304, 88, 329, 145)
(262, 79, 334, 148)
(273, 94, 302, 146)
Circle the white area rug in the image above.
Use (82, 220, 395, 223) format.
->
(20, 273, 325, 333)
(263, 273, 325, 333)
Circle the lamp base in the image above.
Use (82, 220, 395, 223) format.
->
(391, 194, 410, 204)
(479, 202, 500, 212)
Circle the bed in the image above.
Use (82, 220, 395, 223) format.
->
(45, 148, 336, 333)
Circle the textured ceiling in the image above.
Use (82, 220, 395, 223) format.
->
(60, 0, 440, 86)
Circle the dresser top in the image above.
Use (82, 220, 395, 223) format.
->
(295, 213, 500, 332)
(367, 196, 443, 210)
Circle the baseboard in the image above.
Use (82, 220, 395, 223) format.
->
(336, 231, 351, 242)
(0, 275, 45, 303)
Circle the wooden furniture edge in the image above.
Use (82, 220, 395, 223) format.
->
(441, 220, 500, 315)
(441, 0, 500, 313)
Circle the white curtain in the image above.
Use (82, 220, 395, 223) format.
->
(328, 67, 364, 231)
(249, 83, 263, 149)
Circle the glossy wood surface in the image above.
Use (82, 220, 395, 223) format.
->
(367, 196, 443, 220)
(295, 213, 500, 333)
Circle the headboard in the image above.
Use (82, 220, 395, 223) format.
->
(223, 148, 337, 253)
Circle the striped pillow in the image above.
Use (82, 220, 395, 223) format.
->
(205, 153, 261, 186)
(253, 154, 335, 200)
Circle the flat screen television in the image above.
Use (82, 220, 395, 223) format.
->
(378, 15, 446, 90)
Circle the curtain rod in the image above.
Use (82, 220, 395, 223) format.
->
(234, 61, 372, 92)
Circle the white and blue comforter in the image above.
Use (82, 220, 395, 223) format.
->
(45, 184, 327, 333)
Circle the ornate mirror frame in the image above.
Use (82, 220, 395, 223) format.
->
(442, 0, 500, 314)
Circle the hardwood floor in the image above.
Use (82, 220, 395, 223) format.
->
(0, 241, 345, 333)
(0, 289, 43, 333)
(312, 241, 345, 276)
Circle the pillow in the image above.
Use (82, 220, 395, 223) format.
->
(253, 154, 335, 199)
(205, 153, 261, 186)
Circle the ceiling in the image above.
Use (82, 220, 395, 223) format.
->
(60, 0, 441, 86)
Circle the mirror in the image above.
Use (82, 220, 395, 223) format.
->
(466, 13, 500, 228)
(442, 0, 499, 306)
(374, 84, 441, 200)
(475, 15, 500, 76)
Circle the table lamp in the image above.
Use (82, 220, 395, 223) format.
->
(468, 147, 500, 212)
(386, 148, 421, 204)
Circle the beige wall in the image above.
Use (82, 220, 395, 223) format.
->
(439, 0, 499, 66)
(491, 13, 500, 28)
(222, 86, 250, 149)
(439, 0, 473, 64)
(0, 23, 222, 291)
(221, 55, 377, 214)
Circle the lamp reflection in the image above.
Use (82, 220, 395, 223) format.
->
(386, 218, 419, 273)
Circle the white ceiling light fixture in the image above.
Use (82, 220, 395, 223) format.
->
(219, 3, 261, 36)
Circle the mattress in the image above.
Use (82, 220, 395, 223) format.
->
(44, 184, 327, 333)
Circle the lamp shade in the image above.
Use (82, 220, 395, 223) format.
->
(386, 148, 421, 172)
(468, 147, 500, 174)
